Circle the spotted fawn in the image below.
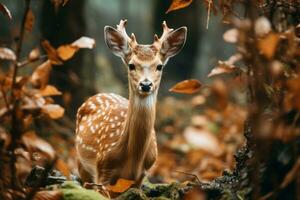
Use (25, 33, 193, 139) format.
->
(75, 19, 187, 187)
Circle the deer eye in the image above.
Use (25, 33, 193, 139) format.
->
(156, 64, 163, 71)
(128, 64, 135, 71)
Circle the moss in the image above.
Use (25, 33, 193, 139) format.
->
(61, 181, 107, 200)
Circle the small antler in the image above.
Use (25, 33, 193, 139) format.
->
(116, 19, 138, 48)
(153, 21, 174, 48)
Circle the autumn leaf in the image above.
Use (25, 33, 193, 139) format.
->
(22, 131, 56, 160)
(107, 178, 135, 193)
(31, 60, 52, 88)
(40, 85, 62, 96)
(166, 0, 193, 13)
(0, 3, 12, 20)
(42, 40, 63, 65)
(208, 54, 242, 77)
(33, 190, 63, 200)
(0, 47, 16, 61)
(28, 48, 40, 61)
(223, 28, 239, 43)
(55, 158, 70, 177)
(57, 45, 78, 61)
(25, 9, 35, 32)
(169, 79, 202, 94)
(42, 104, 65, 119)
(257, 33, 280, 59)
(71, 36, 96, 49)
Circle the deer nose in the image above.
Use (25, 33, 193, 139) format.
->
(139, 80, 153, 92)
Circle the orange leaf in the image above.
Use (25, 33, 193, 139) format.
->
(0, 3, 12, 20)
(0, 47, 16, 61)
(25, 9, 35, 32)
(33, 190, 63, 200)
(257, 33, 280, 59)
(169, 79, 202, 94)
(223, 28, 239, 43)
(55, 159, 70, 177)
(28, 48, 40, 61)
(57, 45, 78, 61)
(31, 60, 52, 88)
(42, 104, 65, 119)
(71, 36, 95, 49)
(166, 0, 193, 14)
(107, 178, 135, 193)
(40, 85, 62, 96)
(42, 40, 63, 65)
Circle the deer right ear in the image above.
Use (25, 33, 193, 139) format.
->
(104, 26, 130, 58)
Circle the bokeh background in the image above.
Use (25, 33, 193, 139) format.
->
(0, 0, 245, 185)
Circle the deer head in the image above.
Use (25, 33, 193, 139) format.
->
(104, 20, 187, 97)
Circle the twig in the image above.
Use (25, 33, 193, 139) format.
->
(8, 0, 31, 189)
(206, 0, 212, 29)
(18, 55, 47, 68)
(173, 170, 201, 184)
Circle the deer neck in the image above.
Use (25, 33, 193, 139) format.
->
(119, 87, 157, 177)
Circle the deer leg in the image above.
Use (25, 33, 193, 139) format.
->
(77, 161, 94, 183)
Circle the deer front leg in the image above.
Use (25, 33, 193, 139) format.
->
(77, 160, 94, 183)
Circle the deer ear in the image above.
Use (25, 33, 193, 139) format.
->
(160, 27, 187, 59)
(104, 26, 130, 58)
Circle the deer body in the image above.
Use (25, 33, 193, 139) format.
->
(76, 20, 187, 187)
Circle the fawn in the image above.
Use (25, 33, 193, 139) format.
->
(75, 20, 187, 187)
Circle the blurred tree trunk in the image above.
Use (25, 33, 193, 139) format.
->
(40, 0, 95, 118)
(153, 0, 200, 91)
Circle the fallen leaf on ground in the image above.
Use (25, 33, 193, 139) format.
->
(107, 178, 134, 193)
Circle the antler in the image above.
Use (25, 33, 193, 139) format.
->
(116, 19, 138, 48)
(153, 21, 174, 48)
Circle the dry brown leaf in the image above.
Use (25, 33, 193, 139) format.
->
(71, 36, 96, 49)
(42, 40, 62, 65)
(40, 85, 62, 96)
(33, 190, 63, 200)
(22, 131, 56, 161)
(223, 28, 239, 43)
(169, 79, 202, 94)
(55, 158, 70, 177)
(257, 33, 280, 59)
(31, 60, 52, 88)
(107, 178, 135, 193)
(208, 64, 237, 77)
(0, 47, 16, 61)
(166, 0, 193, 13)
(25, 9, 35, 32)
(57, 45, 78, 61)
(0, 3, 12, 20)
(42, 104, 65, 119)
(28, 48, 40, 61)
(183, 126, 222, 156)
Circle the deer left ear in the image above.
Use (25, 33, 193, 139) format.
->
(160, 27, 187, 59)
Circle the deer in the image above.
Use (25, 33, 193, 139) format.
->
(75, 19, 187, 189)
